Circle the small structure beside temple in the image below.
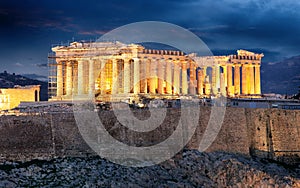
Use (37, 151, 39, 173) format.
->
(0, 85, 40, 110)
(48, 41, 263, 102)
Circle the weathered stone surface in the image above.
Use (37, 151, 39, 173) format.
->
(0, 150, 298, 187)
(0, 106, 299, 165)
(245, 108, 300, 164)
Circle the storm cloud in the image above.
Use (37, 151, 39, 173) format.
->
(0, 0, 299, 74)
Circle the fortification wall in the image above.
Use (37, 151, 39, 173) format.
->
(245, 108, 300, 164)
(0, 114, 53, 161)
(0, 107, 299, 164)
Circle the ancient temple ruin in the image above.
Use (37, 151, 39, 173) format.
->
(48, 41, 263, 102)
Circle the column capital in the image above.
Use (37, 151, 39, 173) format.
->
(56, 60, 64, 64)
(91, 57, 99, 62)
(189, 62, 196, 69)
(140, 57, 148, 62)
(132, 57, 140, 62)
(173, 60, 181, 70)
(77, 58, 86, 63)
(167, 58, 173, 63)
(125, 59, 131, 64)
(234, 63, 241, 67)
(181, 61, 187, 69)
(243, 63, 254, 68)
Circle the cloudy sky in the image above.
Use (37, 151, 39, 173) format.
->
(0, 0, 299, 76)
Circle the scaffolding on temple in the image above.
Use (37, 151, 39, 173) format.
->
(48, 40, 263, 102)
(48, 52, 57, 99)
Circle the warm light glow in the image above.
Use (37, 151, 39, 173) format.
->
(50, 41, 263, 102)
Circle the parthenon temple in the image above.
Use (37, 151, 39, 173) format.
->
(48, 41, 263, 102)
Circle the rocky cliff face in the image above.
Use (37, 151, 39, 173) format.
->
(0, 150, 299, 187)
(0, 106, 299, 186)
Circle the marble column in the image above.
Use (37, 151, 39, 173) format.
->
(84, 61, 89, 94)
(93, 59, 100, 93)
(157, 59, 164, 94)
(203, 66, 207, 78)
(254, 64, 261, 94)
(77, 60, 85, 95)
(133, 58, 140, 94)
(56, 61, 64, 97)
(227, 64, 233, 95)
(124, 60, 131, 94)
(222, 65, 227, 88)
(149, 59, 157, 94)
(66, 61, 73, 96)
(197, 69, 204, 95)
(249, 64, 255, 94)
(88, 59, 94, 96)
(216, 65, 220, 94)
(173, 61, 180, 94)
(166, 59, 172, 94)
(220, 73, 226, 96)
(146, 59, 151, 93)
(112, 59, 119, 95)
(73, 61, 78, 95)
(246, 65, 252, 94)
(100, 59, 106, 94)
(242, 64, 248, 94)
(211, 66, 217, 95)
(204, 76, 211, 95)
(181, 62, 188, 95)
(140, 59, 147, 93)
(234, 64, 241, 95)
(189, 62, 196, 95)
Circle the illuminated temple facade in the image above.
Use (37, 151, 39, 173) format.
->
(48, 41, 263, 102)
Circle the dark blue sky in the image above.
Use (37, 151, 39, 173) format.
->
(0, 0, 300, 76)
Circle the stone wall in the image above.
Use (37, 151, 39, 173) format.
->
(0, 107, 299, 164)
(245, 108, 300, 164)
(0, 85, 40, 110)
(188, 107, 249, 154)
(0, 114, 53, 161)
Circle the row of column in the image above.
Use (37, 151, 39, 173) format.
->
(56, 58, 199, 97)
(197, 63, 261, 96)
(120, 58, 191, 95)
(234, 64, 261, 95)
(56, 59, 261, 97)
